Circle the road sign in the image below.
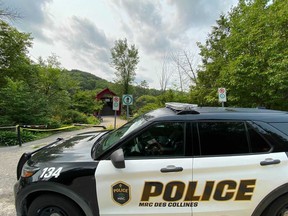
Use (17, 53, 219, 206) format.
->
(122, 95, 133, 106)
(113, 96, 120, 111)
(218, 88, 227, 102)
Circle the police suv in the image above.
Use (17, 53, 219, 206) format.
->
(14, 103, 288, 216)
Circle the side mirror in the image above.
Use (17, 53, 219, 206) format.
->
(110, 148, 125, 169)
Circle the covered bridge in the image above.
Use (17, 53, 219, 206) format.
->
(96, 88, 120, 116)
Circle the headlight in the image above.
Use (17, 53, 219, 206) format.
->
(21, 166, 40, 178)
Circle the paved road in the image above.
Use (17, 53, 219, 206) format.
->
(0, 116, 126, 216)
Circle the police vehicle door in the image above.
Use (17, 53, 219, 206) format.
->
(192, 121, 288, 216)
(95, 122, 193, 216)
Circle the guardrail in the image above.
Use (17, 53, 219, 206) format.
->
(0, 124, 106, 147)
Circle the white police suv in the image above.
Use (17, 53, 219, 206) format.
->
(14, 103, 288, 216)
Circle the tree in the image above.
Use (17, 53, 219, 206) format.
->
(0, 78, 48, 125)
(193, 14, 230, 106)
(223, 0, 288, 109)
(0, 20, 32, 74)
(170, 50, 199, 92)
(134, 80, 149, 98)
(133, 94, 160, 116)
(194, 0, 288, 109)
(110, 38, 139, 95)
(34, 55, 79, 121)
(72, 90, 103, 114)
(0, 2, 20, 21)
(158, 54, 172, 92)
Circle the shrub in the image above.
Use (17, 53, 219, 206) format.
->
(0, 130, 18, 146)
(0, 116, 12, 126)
(0, 130, 51, 146)
(46, 118, 62, 128)
(62, 110, 88, 124)
(136, 95, 158, 108)
(86, 115, 100, 125)
(136, 103, 161, 116)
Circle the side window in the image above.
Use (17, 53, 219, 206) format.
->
(123, 122, 185, 157)
(247, 123, 271, 153)
(198, 122, 249, 155)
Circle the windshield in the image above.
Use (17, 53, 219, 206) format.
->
(94, 115, 148, 157)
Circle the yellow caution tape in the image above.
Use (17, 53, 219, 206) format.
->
(21, 125, 76, 132)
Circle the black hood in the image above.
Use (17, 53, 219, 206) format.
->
(29, 131, 107, 164)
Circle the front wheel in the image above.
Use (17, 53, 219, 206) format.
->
(262, 194, 288, 216)
(28, 194, 84, 216)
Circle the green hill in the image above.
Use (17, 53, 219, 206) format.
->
(64, 69, 162, 98)
(64, 69, 111, 90)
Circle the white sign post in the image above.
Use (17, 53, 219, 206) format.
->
(113, 96, 120, 111)
(112, 96, 120, 129)
(218, 88, 227, 107)
(122, 94, 133, 119)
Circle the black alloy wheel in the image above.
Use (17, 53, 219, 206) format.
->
(27, 194, 84, 216)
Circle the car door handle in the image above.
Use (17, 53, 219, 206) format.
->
(160, 165, 183, 173)
(260, 158, 281, 166)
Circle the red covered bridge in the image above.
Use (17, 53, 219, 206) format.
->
(96, 88, 120, 116)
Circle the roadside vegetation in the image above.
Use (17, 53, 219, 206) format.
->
(0, 130, 53, 147)
(0, 0, 287, 146)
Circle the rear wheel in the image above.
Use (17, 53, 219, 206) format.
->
(263, 194, 288, 216)
(28, 194, 84, 216)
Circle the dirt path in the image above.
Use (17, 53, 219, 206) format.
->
(0, 116, 126, 216)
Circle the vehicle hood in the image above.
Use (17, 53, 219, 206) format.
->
(29, 131, 108, 164)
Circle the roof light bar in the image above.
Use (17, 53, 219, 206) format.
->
(165, 102, 198, 111)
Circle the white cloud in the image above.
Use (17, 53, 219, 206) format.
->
(3, 0, 238, 89)
(56, 16, 115, 78)
(4, 0, 54, 42)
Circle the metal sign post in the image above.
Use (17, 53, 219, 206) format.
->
(218, 88, 227, 107)
(112, 96, 120, 129)
(122, 95, 133, 119)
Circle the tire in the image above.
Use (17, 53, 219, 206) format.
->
(28, 194, 84, 216)
(262, 194, 288, 216)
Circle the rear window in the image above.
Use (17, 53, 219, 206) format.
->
(198, 122, 249, 155)
(197, 121, 271, 156)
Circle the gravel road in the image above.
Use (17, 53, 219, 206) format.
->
(0, 116, 126, 216)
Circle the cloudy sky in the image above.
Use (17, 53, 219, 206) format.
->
(4, 0, 238, 89)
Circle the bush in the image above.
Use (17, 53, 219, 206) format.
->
(136, 103, 161, 116)
(0, 130, 51, 146)
(0, 116, 12, 126)
(61, 110, 88, 124)
(46, 118, 62, 128)
(0, 130, 18, 146)
(61, 110, 100, 125)
(136, 95, 158, 108)
(20, 130, 39, 143)
(86, 115, 100, 124)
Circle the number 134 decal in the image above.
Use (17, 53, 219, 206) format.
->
(40, 167, 63, 179)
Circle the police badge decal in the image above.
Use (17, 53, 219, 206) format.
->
(112, 181, 131, 205)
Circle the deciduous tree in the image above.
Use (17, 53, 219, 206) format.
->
(194, 0, 288, 109)
(0, 20, 32, 77)
(110, 38, 139, 95)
